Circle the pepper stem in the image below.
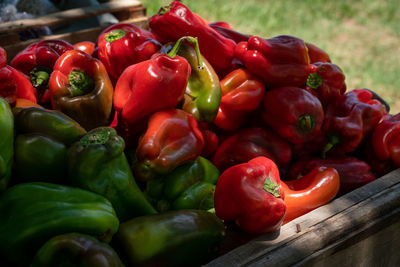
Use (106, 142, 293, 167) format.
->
(263, 175, 281, 198)
(80, 130, 111, 146)
(321, 135, 340, 159)
(105, 29, 126, 43)
(30, 67, 50, 87)
(297, 114, 315, 134)
(167, 36, 204, 69)
(306, 73, 323, 89)
(68, 69, 94, 97)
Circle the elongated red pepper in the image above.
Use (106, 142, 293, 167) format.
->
(305, 62, 346, 108)
(214, 156, 286, 234)
(235, 35, 312, 88)
(209, 22, 250, 43)
(97, 23, 161, 81)
(288, 156, 375, 196)
(113, 36, 195, 142)
(212, 127, 292, 172)
(322, 89, 387, 156)
(305, 42, 331, 63)
(262, 86, 324, 144)
(11, 40, 74, 104)
(213, 68, 265, 131)
(282, 166, 339, 224)
(134, 109, 204, 181)
(49, 50, 114, 130)
(149, 1, 236, 74)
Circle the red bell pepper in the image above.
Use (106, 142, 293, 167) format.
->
(212, 127, 292, 172)
(133, 109, 204, 181)
(73, 41, 96, 56)
(97, 23, 161, 81)
(322, 89, 387, 156)
(49, 49, 114, 130)
(305, 42, 331, 63)
(262, 86, 324, 144)
(288, 156, 375, 196)
(0, 46, 6, 68)
(149, 1, 236, 74)
(10, 40, 74, 104)
(213, 68, 265, 131)
(113, 36, 195, 142)
(305, 62, 347, 108)
(198, 123, 219, 158)
(235, 35, 312, 88)
(370, 113, 400, 168)
(214, 156, 286, 234)
(0, 65, 37, 105)
(282, 166, 340, 224)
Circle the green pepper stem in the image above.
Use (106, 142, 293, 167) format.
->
(68, 69, 94, 97)
(167, 36, 204, 69)
(263, 176, 281, 198)
(105, 29, 126, 43)
(30, 68, 50, 87)
(80, 130, 111, 146)
(306, 73, 323, 89)
(321, 135, 341, 159)
(297, 114, 315, 134)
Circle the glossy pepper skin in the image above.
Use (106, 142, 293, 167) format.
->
(113, 36, 192, 142)
(0, 64, 37, 105)
(0, 97, 13, 192)
(134, 109, 204, 181)
(0, 182, 119, 266)
(49, 49, 114, 130)
(149, 1, 236, 74)
(74, 41, 96, 56)
(13, 107, 86, 183)
(282, 166, 340, 224)
(68, 127, 157, 222)
(235, 35, 312, 89)
(97, 23, 161, 81)
(215, 157, 286, 234)
(305, 62, 346, 108)
(322, 89, 387, 156)
(11, 39, 74, 104)
(262, 86, 324, 144)
(212, 127, 292, 172)
(161, 39, 222, 122)
(213, 68, 265, 131)
(31, 233, 124, 267)
(145, 156, 220, 212)
(289, 156, 375, 196)
(113, 210, 225, 267)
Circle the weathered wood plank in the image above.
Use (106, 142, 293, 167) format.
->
(0, 0, 144, 34)
(206, 169, 400, 266)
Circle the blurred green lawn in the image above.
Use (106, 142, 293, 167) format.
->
(142, 0, 400, 113)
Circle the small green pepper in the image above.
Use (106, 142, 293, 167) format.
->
(145, 156, 220, 212)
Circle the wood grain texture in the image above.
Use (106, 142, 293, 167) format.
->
(206, 169, 400, 267)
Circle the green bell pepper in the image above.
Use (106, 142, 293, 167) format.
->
(31, 233, 125, 267)
(68, 127, 157, 222)
(113, 209, 225, 267)
(145, 156, 220, 212)
(0, 97, 13, 192)
(0, 182, 119, 266)
(162, 39, 221, 122)
(13, 107, 86, 182)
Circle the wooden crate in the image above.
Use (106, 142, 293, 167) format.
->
(0, 0, 148, 60)
(207, 169, 400, 266)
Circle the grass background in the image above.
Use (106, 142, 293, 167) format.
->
(141, 0, 400, 113)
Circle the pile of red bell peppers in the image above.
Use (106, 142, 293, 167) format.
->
(0, 1, 399, 266)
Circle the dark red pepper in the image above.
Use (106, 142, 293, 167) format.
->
(10, 40, 74, 104)
(305, 42, 331, 63)
(262, 86, 324, 144)
(235, 35, 312, 88)
(149, 1, 236, 74)
(209, 22, 250, 44)
(97, 23, 161, 81)
(212, 127, 292, 172)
